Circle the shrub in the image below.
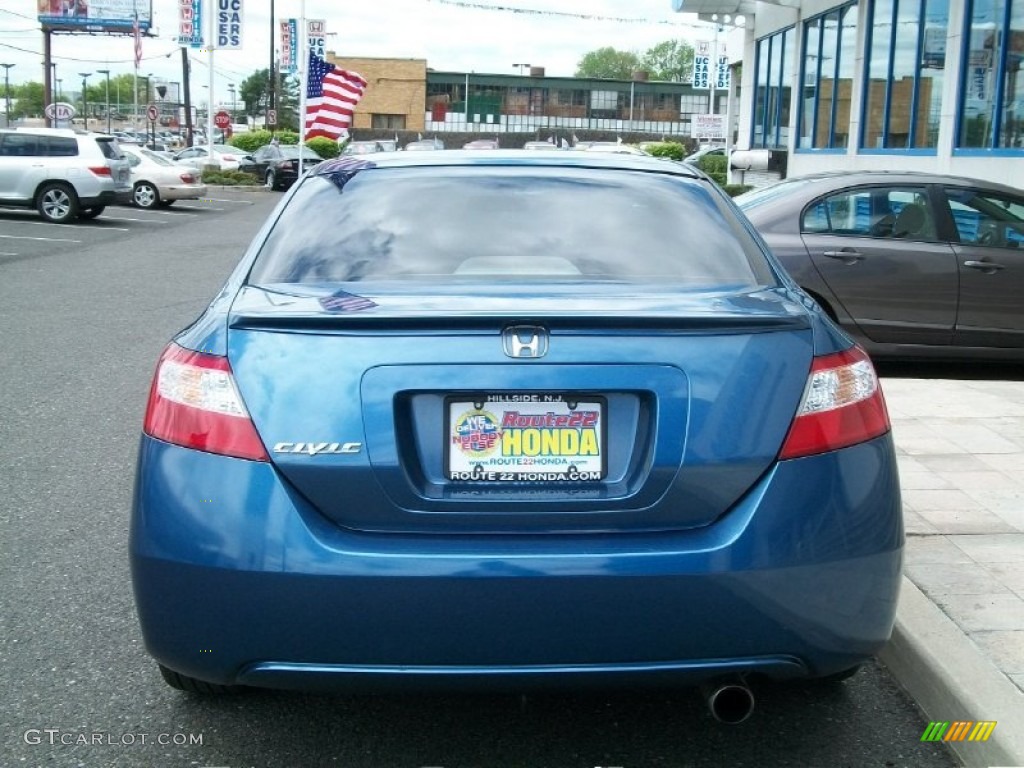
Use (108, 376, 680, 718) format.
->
(305, 136, 340, 158)
(201, 170, 261, 186)
(643, 141, 685, 161)
(276, 131, 300, 145)
(699, 154, 728, 175)
(722, 184, 754, 197)
(229, 130, 273, 152)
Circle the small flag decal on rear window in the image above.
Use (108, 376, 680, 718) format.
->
(318, 291, 377, 313)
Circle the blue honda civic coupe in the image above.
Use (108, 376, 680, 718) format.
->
(130, 150, 902, 722)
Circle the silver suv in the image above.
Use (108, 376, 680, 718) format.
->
(0, 128, 132, 223)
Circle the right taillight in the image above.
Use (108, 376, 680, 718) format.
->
(779, 346, 890, 460)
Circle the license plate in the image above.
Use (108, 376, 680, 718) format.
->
(446, 394, 606, 482)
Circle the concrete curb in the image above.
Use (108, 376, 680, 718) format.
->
(879, 576, 1024, 768)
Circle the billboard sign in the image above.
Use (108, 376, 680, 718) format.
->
(217, 0, 244, 49)
(38, 0, 153, 32)
(281, 19, 298, 74)
(177, 0, 203, 48)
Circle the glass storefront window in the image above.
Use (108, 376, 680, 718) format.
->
(752, 27, 794, 148)
(958, 0, 1024, 148)
(798, 3, 857, 149)
(999, 1, 1024, 146)
(863, 0, 949, 149)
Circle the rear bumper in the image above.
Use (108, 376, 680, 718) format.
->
(162, 183, 207, 201)
(130, 435, 903, 690)
(81, 189, 131, 207)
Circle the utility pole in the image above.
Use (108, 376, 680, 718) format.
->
(79, 72, 91, 130)
(182, 47, 194, 147)
(1, 63, 13, 127)
(97, 68, 110, 133)
(269, 0, 276, 122)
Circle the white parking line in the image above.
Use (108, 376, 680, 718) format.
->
(100, 215, 168, 224)
(127, 208, 197, 217)
(1, 219, 131, 233)
(0, 234, 82, 243)
(0, 251, 18, 256)
(198, 197, 253, 204)
(174, 205, 224, 212)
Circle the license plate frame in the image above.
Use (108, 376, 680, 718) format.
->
(445, 393, 606, 482)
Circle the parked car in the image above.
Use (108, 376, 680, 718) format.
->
(579, 142, 649, 155)
(249, 144, 323, 190)
(172, 145, 255, 173)
(462, 138, 500, 149)
(341, 140, 384, 156)
(683, 145, 726, 166)
(523, 140, 562, 150)
(375, 139, 399, 152)
(736, 171, 1024, 361)
(120, 144, 206, 209)
(131, 150, 902, 713)
(0, 127, 131, 222)
(404, 138, 445, 151)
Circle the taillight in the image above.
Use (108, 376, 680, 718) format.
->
(89, 166, 112, 177)
(779, 346, 890, 460)
(143, 343, 268, 461)
(180, 172, 195, 183)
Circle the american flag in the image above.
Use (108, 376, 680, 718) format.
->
(133, 16, 142, 68)
(318, 291, 377, 313)
(305, 51, 368, 141)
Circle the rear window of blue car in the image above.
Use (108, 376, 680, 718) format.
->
(248, 166, 776, 287)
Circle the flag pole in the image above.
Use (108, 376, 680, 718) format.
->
(207, 0, 215, 165)
(298, 0, 307, 178)
(133, 0, 138, 131)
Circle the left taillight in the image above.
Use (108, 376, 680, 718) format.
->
(88, 166, 112, 177)
(779, 346, 890, 460)
(143, 343, 268, 461)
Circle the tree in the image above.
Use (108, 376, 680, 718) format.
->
(575, 47, 641, 80)
(640, 39, 695, 83)
(239, 69, 270, 119)
(12, 82, 44, 118)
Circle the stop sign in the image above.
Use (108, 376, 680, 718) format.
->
(214, 111, 231, 129)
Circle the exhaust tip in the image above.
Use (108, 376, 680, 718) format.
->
(704, 680, 755, 724)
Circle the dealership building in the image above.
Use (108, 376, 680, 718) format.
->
(679, 0, 1023, 186)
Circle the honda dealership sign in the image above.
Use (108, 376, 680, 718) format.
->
(217, 0, 243, 49)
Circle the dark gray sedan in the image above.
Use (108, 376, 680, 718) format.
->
(737, 171, 1024, 361)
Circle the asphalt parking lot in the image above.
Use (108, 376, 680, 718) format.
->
(0, 191, 270, 266)
(0, 189, 962, 768)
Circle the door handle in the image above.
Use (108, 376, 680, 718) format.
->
(822, 249, 864, 264)
(963, 260, 1005, 273)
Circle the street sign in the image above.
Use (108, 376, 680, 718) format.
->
(146, 103, 159, 122)
(214, 111, 231, 130)
(44, 102, 76, 121)
(267, 109, 277, 126)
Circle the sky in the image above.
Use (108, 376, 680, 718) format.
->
(0, 0, 721, 105)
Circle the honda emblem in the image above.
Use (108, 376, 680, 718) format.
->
(502, 325, 549, 359)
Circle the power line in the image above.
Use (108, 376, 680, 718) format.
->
(426, 0, 710, 29)
(0, 41, 179, 65)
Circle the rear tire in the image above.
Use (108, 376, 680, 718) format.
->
(36, 182, 79, 223)
(158, 664, 238, 695)
(133, 181, 160, 209)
